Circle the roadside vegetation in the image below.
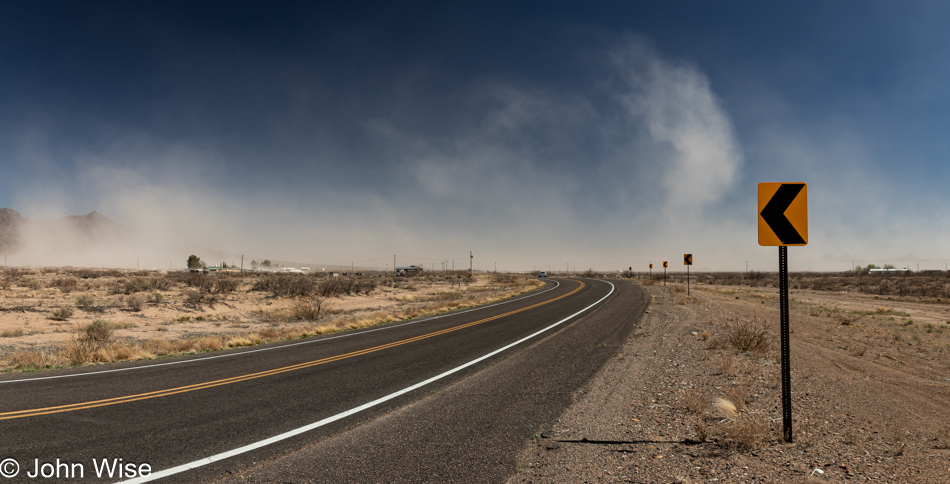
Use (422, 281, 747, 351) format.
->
(0, 268, 543, 372)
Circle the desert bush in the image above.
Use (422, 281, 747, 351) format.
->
(75, 293, 95, 308)
(49, 307, 74, 321)
(252, 273, 318, 297)
(746, 271, 765, 285)
(492, 273, 520, 285)
(291, 296, 332, 321)
(0, 329, 25, 337)
(184, 290, 218, 309)
(148, 291, 164, 303)
(24, 278, 44, 290)
(109, 276, 157, 295)
(319, 277, 370, 297)
(82, 319, 114, 345)
(354, 278, 377, 295)
(52, 276, 80, 293)
(723, 318, 773, 356)
(126, 295, 145, 312)
(214, 276, 240, 294)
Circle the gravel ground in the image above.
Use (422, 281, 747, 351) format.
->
(509, 281, 950, 483)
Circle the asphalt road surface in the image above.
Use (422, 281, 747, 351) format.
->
(0, 278, 648, 483)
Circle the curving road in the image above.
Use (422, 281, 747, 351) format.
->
(0, 278, 647, 483)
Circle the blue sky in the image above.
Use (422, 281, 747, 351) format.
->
(2, 1, 948, 271)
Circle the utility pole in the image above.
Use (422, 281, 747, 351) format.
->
(470, 251, 473, 275)
(241, 254, 244, 273)
(394, 255, 396, 275)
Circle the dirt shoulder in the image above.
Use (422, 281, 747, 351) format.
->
(511, 281, 950, 482)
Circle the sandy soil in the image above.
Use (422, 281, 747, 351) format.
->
(512, 281, 950, 482)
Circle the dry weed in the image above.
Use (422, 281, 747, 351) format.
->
(726, 385, 749, 413)
(3, 347, 61, 370)
(49, 307, 74, 321)
(718, 354, 736, 376)
(723, 416, 767, 451)
(682, 393, 710, 414)
(713, 397, 739, 419)
(724, 317, 773, 356)
(290, 296, 332, 321)
(694, 422, 709, 443)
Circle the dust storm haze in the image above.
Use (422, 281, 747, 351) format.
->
(2, 3, 950, 272)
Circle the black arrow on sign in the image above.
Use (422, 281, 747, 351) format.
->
(760, 183, 805, 244)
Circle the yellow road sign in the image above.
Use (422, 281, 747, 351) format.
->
(649, 264, 653, 269)
(662, 261, 668, 268)
(758, 182, 808, 246)
(684, 254, 692, 265)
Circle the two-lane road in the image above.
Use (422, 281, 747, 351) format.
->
(0, 278, 647, 482)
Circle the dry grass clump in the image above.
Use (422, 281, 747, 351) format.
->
(65, 319, 115, 365)
(126, 295, 145, 312)
(49, 307, 75, 321)
(712, 397, 768, 451)
(723, 416, 767, 451)
(24, 278, 44, 290)
(4, 347, 59, 369)
(721, 317, 773, 356)
(682, 392, 710, 414)
(713, 397, 739, 419)
(75, 293, 95, 308)
(717, 354, 736, 376)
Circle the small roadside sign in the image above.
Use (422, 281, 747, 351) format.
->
(684, 254, 692, 265)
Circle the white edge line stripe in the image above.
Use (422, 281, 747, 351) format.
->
(118, 279, 614, 484)
(1, 281, 559, 384)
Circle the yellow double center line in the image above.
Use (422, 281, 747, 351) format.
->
(1, 281, 585, 420)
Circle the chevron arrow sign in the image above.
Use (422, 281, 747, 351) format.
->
(758, 182, 808, 246)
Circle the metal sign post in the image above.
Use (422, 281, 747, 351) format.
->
(662, 261, 668, 285)
(758, 182, 808, 444)
(684, 254, 693, 296)
(778, 246, 792, 441)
